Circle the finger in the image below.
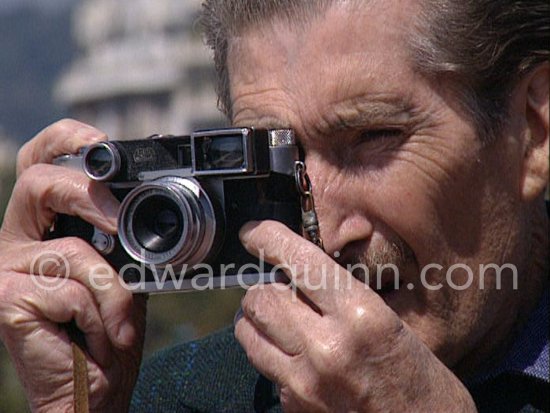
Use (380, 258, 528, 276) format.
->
(31, 278, 113, 368)
(17, 119, 107, 177)
(0, 272, 112, 369)
(240, 220, 364, 312)
(241, 284, 319, 355)
(2, 163, 119, 241)
(234, 315, 295, 384)
(12, 238, 136, 350)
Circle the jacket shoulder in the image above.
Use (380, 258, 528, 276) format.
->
(130, 327, 259, 413)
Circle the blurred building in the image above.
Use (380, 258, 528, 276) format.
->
(55, 0, 226, 140)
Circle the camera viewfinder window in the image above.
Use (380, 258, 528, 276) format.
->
(194, 135, 245, 171)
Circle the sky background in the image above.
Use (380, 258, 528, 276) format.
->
(0, 0, 76, 14)
(0, 0, 80, 143)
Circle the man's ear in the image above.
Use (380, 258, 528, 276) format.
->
(520, 63, 549, 202)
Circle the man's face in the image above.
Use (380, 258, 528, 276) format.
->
(227, 1, 526, 368)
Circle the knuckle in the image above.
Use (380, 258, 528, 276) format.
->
(342, 301, 405, 353)
(16, 118, 98, 176)
(15, 164, 48, 191)
(310, 335, 346, 376)
(53, 117, 79, 129)
(51, 236, 92, 258)
(247, 221, 316, 270)
(0, 276, 14, 309)
(370, 312, 404, 345)
(15, 162, 90, 216)
(53, 118, 106, 141)
(241, 289, 262, 321)
(16, 120, 73, 169)
(278, 386, 295, 410)
(43, 237, 95, 277)
(47, 118, 84, 137)
(282, 378, 316, 411)
(89, 372, 111, 408)
(60, 280, 94, 310)
(244, 284, 279, 310)
(345, 302, 376, 331)
(0, 278, 33, 335)
(0, 308, 28, 338)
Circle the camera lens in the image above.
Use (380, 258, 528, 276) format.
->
(83, 143, 120, 181)
(132, 196, 183, 253)
(118, 177, 217, 268)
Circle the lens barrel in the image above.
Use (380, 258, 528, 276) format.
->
(83, 142, 121, 181)
(118, 177, 217, 269)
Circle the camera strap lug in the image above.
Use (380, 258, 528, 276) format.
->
(294, 161, 324, 251)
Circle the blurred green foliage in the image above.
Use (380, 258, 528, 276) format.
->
(0, 164, 244, 411)
(0, 159, 15, 224)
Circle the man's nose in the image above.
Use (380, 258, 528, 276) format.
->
(304, 153, 373, 255)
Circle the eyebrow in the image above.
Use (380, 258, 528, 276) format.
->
(316, 94, 418, 136)
(232, 94, 423, 138)
(233, 114, 292, 131)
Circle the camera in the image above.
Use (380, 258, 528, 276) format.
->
(51, 127, 303, 293)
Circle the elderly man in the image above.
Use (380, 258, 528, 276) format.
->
(0, 0, 548, 412)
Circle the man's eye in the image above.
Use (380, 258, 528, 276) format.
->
(359, 129, 403, 141)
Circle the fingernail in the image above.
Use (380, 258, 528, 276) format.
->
(239, 221, 260, 243)
(233, 307, 244, 325)
(116, 321, 135, 348)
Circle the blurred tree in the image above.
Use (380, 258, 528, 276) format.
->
(0, 164, 16, 224)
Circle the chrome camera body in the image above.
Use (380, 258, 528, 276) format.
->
(51, 127, 302, 293)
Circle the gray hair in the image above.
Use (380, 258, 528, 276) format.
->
(200, 0, 332, 119)
(411, 0, 549, 142)
(200, 0, 549, 142)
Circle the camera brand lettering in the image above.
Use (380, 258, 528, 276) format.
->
(133, 146, 157, 163)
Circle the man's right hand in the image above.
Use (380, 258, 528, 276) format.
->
(0, 119, 146, 412)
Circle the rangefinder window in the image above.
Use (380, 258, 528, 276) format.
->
(194, 134, 245, 171)
(83, 142, 120, 181)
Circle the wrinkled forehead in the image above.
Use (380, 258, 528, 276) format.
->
(226, 1, 419, 95)
(225, 0, 426, 135)
(227, 0, 419, 74)
(227, 0, 417, 42)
